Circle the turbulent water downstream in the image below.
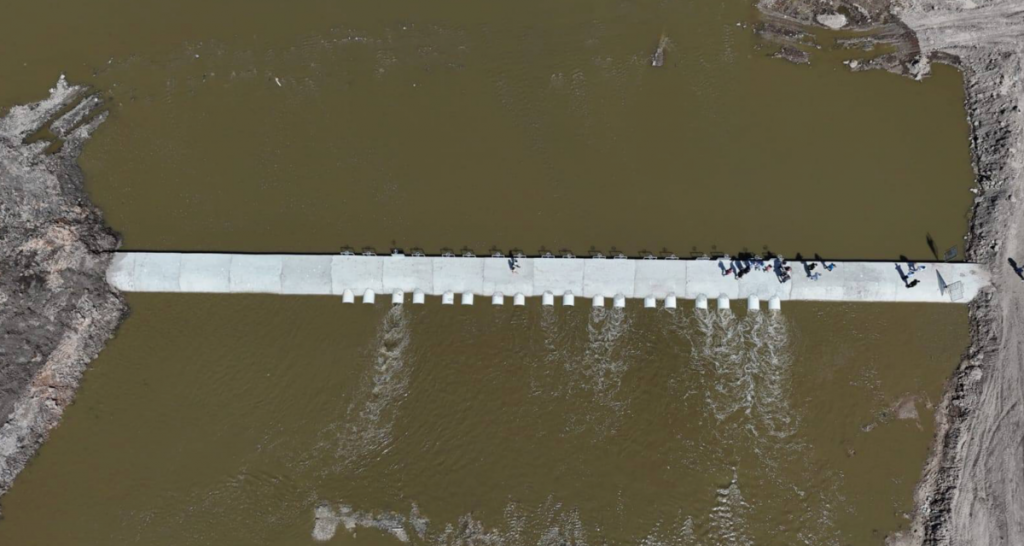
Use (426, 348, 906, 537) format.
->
(0, 298, 965, 545)
(0, 0, 985, 544)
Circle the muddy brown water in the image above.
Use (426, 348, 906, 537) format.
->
(0, 297, 966, 545)
(1, 0, 973, 258)
(0, 0, 976, 544)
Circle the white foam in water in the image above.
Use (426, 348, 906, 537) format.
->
(687, 310, 795, 435)
(573, 307, 632, 422)
(638, 514, 698, 546)
(682, 311, 844, 543)
(309, 307, 840, 545)
(710, 472, 753, 546)
(409, 503, 430, 541)
(540, 305, 558, 340)
(693, 311, 751, 422)
(744, 312, 797, 439)
(336, 305, 411, 463)
(316, 503, 411, 542)
(313, 494, 780, 546)
(313, 497, 593, 546)
(312, 504, 341, 541)
(530, 305, 583, 399)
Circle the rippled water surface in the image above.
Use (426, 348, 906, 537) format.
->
(0, 297, 965, 545)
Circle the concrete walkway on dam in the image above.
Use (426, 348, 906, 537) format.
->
(106, 252, 989, 309)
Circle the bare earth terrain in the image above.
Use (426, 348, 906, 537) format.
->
(898, 3, 1024, 545)
(0, 78, 127, 515)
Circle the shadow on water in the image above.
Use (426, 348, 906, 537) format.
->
(927, 233, 939, 260)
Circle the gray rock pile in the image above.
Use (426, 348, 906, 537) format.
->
(0, 76, 127, 513)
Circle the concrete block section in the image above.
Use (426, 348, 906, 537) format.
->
(823, 262, 897, 301)
(885, 263, 987, 303)
(583, 259, 636, 298)
(534, 259, 585, 296)
(180, 254, 232, 293)
(383, 256, 434, 293)
(106, 253, 137, 291)
(791, 263, 897, 302)
(432, 257, 484, 295)
(685, 261, 739, 299)
(737, 268, 790, 300)
(935, 264, 987, 302)
(483, 257, 534, 297)
(134, 253, 182, 292)
(230, 255, 283, 293)
(282, 255, 333, 295)
(787, 275, 854, 301)
(107, 253, 990, 305)
(634, 260, 686, 299)
(332, 256, 384, 295)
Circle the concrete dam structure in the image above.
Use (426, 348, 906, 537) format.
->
(106, 252, 989, 310)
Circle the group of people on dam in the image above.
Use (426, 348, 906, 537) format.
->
(718, 254, 839, 284)
(895, 261, 927, 289)
(718, 254, 934, 290)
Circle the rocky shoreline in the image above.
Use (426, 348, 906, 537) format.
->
(757, 0, 1023, 544)
(0, 77, 128, 515)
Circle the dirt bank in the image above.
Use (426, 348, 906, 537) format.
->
(0, 77, 128, 515)
(758, 1, 1024, 544)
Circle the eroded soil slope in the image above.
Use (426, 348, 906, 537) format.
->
(0, 78, 127, 513)
(898, 3, 1024, 545)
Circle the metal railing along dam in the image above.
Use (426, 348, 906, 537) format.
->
(106, 252, 989, 311)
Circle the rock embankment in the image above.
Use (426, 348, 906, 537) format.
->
(757, 1, 1024, 544)
(0, 77, 127, 514)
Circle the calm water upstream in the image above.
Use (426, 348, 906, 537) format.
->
(1, 0, 973, 257)
(0, 0, 975, 543)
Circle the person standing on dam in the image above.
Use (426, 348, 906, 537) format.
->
(895, 264, 920, 288)
(815, 254, 836, 271)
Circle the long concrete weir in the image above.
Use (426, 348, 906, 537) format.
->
(106, 252, 989, 310)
